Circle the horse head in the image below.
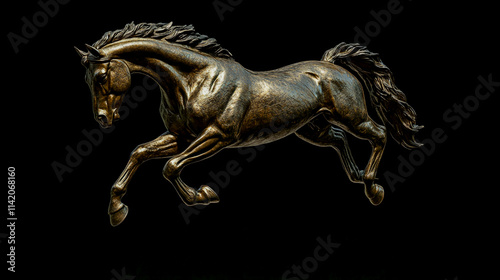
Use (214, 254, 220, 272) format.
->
(75, 44, 131, 128)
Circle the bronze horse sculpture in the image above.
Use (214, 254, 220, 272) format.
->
(75, 22, 422, 226)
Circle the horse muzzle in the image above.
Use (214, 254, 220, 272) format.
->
(96, 108, 121, 129)
(96, 114, 112, 128)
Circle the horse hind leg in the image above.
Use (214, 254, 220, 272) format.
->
(295, 117, 364, 185)
(342, 117, 387, 205)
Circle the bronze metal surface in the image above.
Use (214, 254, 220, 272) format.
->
(75, 22, 422, 226)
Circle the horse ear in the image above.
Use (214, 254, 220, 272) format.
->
(85, 43, 102, 57)
(74, 46, 87, 58)
(74, 46, 89, 67)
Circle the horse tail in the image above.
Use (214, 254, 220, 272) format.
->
(321, 42, 423, 149)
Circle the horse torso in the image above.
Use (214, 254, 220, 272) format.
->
(160, 58, 360, 147)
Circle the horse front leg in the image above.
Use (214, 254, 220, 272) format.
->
(163, 125, 232, 206)
(109, 132, 179, 226)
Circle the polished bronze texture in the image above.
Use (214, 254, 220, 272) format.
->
(75, 22, 422, 226)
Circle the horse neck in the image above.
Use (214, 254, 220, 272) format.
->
(103, 38, 213, 108)
(103, 38, 211, 69)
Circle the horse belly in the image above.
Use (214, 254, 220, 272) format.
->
(233, 86, 323, 147)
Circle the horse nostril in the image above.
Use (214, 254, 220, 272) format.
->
(97, 114, 108, 125)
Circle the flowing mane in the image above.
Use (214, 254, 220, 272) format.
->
(92, 21, 233, 59)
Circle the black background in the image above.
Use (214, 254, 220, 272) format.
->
(4, 0, 498, 279)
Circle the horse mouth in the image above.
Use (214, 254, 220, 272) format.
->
(97, 114, 113, 129)
(97, 111, 121, 128)
(99, 122, 112, 129)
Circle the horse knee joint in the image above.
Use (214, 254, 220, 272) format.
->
(163, 159, 180, 179)
(372, 126, 387, 147)
(111, 185, 126, 196)
(379, 131, 387, 146)
(131, 145, 148, 162)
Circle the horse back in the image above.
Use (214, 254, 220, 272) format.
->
(219, 60, 361, 146)
(176, 58, 362, 145)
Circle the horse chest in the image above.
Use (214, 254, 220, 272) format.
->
(159, 102, 195, 138)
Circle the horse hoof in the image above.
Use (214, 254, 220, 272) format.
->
(365, 184, 384, 206)
(195, 185, 220, 205)
(109, 205, 129, 227)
